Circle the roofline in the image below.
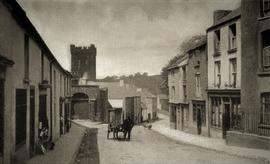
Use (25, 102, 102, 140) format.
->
(187, 42, 207, 54)
(3, 0, 69, 75)
(167, 55, 188, 71)
(207, 15, 241, 32)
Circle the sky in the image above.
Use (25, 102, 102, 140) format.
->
(17, 0, 240, 79)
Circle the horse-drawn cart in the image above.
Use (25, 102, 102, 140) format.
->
(107, 121, 124, 139)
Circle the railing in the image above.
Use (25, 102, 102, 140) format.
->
(231, 111, 270, 137)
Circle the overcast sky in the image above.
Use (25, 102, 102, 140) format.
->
(18, 0, 240, 78)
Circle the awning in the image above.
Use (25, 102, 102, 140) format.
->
(108, 99, 123, 109)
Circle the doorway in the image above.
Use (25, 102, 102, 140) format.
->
(29, 88, 35, 157)
(223, 103, 231, 138)
(59, 99, 63, 135)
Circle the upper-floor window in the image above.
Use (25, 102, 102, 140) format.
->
(41, 51, 44, 81)
(214, 61, 221, 88)
(229, 58, 237, 88)
(263, 0, 270, 17)
(78, 60, 81, 70)
(262, 30, 270, 69)
(24, 34, 29, 80)
(183, 85, 187, 100)
(195, 73, 201, 97)
(261, 93, 270, 125)
(229, 24, 237, 50)
(214, 30, 221, 54)
(171, 86, 175, 100)
(182, 66, 186, 82)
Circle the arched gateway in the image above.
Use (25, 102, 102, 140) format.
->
(70, 85, 108, 122)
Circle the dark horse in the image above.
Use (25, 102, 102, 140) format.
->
(122, 117, 134, 140)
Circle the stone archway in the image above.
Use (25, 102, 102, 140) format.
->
(71, 92, 90, 119)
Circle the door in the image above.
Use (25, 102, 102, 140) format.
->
(223, 104, 231, 138)
(16, 89, 27, 150)
(30, 88, 35, 157)
(39, 95, 48, 137)
(59, 99, 63, 135)
(64, 103, 70, 132)
(197, 107, 202, 135)
(0, 79, 4, 156)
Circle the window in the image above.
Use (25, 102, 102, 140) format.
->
(263, 0, 270, 16)
(171, 86, 175, 100)
(211, 97, 222, 127)
(41, 51, 44, 81)
(229, 24, 237, 50)
(262, 30, 270, 68)
(195, 73, 201, 97)
(183, 85, 187, 100)
(214, 61, 221, 88)
(182, 66, 186, 82)
(16, 89, 27, 149)
(78, 60, 81, 70)
(214, 30, 221, 54)
(229, 58, 237, 88)
(24, 34, 29, 80)
(261, 93, 270, 125)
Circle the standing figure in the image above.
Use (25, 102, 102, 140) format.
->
(123, 117, 134, 140)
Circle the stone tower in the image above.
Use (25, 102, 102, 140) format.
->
(70, 44, 96, 83)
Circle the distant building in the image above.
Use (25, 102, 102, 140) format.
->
(186, 37, 208, 136)
(88, 80, 157, 124)
(168, 36, 207, 135)
(157, 94, 169, 112)
(70, 44, 96, 84)
(168, 56, 189, 130)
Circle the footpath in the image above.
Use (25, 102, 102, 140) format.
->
(27, 123, 85, 164)
(152, 113, 270, 162)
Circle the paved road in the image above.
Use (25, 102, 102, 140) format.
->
(73, 121, 267, 164)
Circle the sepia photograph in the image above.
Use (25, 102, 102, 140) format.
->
(0, 0, 270, 163)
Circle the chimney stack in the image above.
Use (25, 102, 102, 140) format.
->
(213, 10, 232, 24)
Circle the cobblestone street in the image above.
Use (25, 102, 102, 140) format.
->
(73, 120, 267, 164)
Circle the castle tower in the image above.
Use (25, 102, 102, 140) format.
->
(70, 44, 96, 84)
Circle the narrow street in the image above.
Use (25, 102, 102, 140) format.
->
(73, 120, 265, 164)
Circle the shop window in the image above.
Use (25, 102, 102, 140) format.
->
(262, 30, 270, 69)
(229, 58, 237, 88)
(211, 97, 222, 127)
(261, 93, 270, 125)
(16, 89, 27, 150)
(229, 24, 237, 50)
